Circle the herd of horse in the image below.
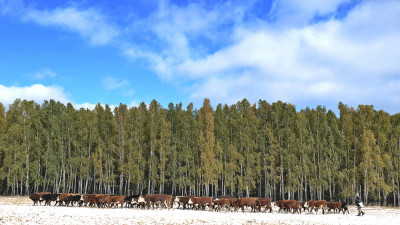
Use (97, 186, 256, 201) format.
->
(28, 192, 350, 214)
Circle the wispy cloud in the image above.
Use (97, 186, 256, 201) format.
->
(24, 6, 119, 46)
(33, 68, 56, 80)
(126, 0, 400, 113)
(122, 1, 251, 80)
(269, 0, 350, 27)
(101, 76, 129, 90)
(123, 89, 136, 97)
(100, 76, 136, 99)
(0, 0, 21, 16)
(2, 0, 399, 113)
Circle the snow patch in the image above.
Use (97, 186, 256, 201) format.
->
(0, 197, 398, 224)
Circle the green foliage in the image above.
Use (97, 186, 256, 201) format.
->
(0, 98, 399, 205)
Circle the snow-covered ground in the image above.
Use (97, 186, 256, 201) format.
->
(0, 196, 398, 224)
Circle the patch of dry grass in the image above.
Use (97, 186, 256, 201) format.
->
(0, 196, 32, 206)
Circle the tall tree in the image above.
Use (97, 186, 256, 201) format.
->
(198, 98, 222, 196)
(0, 103, 6, 193)
(114, 103, 129, 195)
(147, 100, 161, 194)
(1, 98, 400, 204)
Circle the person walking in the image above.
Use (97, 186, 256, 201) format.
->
(355, 194, 365, 216)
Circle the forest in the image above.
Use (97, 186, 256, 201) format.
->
(0, 98, 400, 206)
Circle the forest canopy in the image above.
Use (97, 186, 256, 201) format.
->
(0, 98, 400, 206)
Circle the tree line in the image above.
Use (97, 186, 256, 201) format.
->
(0, 98, 400, 206)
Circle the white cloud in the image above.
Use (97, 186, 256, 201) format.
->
(139, 0, 400, 113)
(73, 102, 97, 110)
(0, 84, 125, 111)
(270, 0, 349, 27)
(128, 100, 139, 108)
(73, 102, 118, 111)
(33, 68, 56, 80)
(24, 7, 119, 46)
(0, 84, 70, 107)
(101, 76, 129, 90)
(3, 0, 399, 113)
(189, 74, 254, 105)
(122, 1, 250, 81)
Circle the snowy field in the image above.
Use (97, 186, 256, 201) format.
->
(0, 196, 399, 224)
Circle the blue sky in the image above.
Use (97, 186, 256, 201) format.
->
(0, 0, 399, 114)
